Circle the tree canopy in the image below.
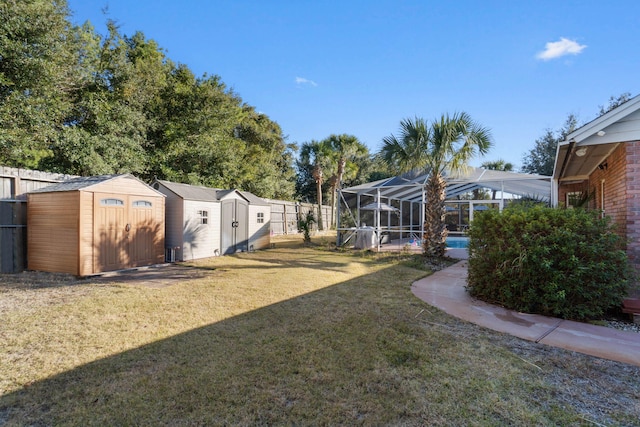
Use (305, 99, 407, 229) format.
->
(296, 135, 372, 205)
(521, 114, 577, 176)
(522, 93, 633, 176)
(0, 0, 296, 199)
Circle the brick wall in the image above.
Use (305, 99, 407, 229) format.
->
(588, 143, 627, 236)
(557, 142, 640, 270)
(557, 181, 590, 208)
(624, 141, 640, 267)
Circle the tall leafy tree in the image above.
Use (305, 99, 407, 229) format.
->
(521, 114, 577, 176)
(150, 65, 246, 187)
(381, 113, 492, 257)
(598, 92, 632, 116)
(0, 2, 299, 198)
(233, 105, 296, 199)
(0, 0, 76, 168)
(44, 22, 169, 175)
(364, 153, 395, 183)
(149, 65, 297, 198)
(520, 129, 557, 175)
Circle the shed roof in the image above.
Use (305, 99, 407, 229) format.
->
(29, 174, 119, 193)
(156, 180, 269, 205)
(342, 167, 552, 203)
(29, 174, 163, 196)
(156, 180, 219, 202)
(239, 191, 269, 206)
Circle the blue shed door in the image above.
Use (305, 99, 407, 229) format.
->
(221, 199, 249, 255)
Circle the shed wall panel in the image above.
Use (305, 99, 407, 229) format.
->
(78, 192, 95, 276)
(152, 197, 165, 264)
(182, 200, 219, 260)
(27, 192, 80, 274)
(160, 189, 185, 259)
(91, 176, 161, 198)
(248, 205, 271, 250)
(210, 202, 221, 256)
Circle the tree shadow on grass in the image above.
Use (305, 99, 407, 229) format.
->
(184, 246, 371, 275)
(0, 265, 438, 425)
(2, 260, 639, 426)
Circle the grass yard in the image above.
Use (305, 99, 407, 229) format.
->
(1, 234, 639, 425)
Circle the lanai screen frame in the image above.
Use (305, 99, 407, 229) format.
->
(337, 167, 552, 249)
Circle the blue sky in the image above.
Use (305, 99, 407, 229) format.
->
(66, 0, 640, 169)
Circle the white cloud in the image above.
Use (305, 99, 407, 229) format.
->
(295, 76, 318, 87)
(536, 37, 587, 61)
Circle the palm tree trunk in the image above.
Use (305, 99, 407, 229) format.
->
(313, 165, 324, 231)
(316, 180, 324, 231)
(423, 172, 448, 257)
(332, 158, 346, 230)
(329, 175, 338, 229)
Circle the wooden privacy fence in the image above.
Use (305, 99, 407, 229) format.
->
(0, 167, 76, 273)
(264, 199, 334, 235)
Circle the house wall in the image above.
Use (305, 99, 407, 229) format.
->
(248, 204, 271, 251)
(559, 142, 640, 270)
(557, 181, 591, 208)
(27, 191, 80, 275)
(589, 143, 628, 234)
(182, 200, 220, 261)
(623, 141, 640, 267)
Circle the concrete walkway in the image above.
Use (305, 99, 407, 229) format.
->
(412, 254, 640, 367)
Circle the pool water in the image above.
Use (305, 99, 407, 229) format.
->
(409, 237, 470, 248)
(446, 236, 469, 249)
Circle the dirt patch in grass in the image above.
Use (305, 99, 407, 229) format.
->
(1, 237, 639, 425)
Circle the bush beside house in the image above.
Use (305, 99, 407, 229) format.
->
(466, 205, 634, 321)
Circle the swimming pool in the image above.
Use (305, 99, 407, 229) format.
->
(446, 236, 469, 249)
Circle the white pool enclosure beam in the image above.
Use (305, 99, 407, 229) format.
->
(337, 167, 552, 249)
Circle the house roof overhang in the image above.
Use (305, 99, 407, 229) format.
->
(554, 94, 640, 183)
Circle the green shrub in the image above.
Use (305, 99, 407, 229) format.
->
(466, 205, 633, 321)
(298, 211, 316, 243)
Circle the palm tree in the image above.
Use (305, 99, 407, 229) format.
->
(381, 113, 492, 257)
(481, 159, 513, 172)
(324, 134, 368, 228)
(299, 140, 332, 231)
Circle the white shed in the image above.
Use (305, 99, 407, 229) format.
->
(152, 180, 271, 261)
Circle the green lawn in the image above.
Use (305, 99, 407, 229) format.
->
(1, 234, 638, 426)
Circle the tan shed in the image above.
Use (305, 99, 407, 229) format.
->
(27, 174, 165, 276)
